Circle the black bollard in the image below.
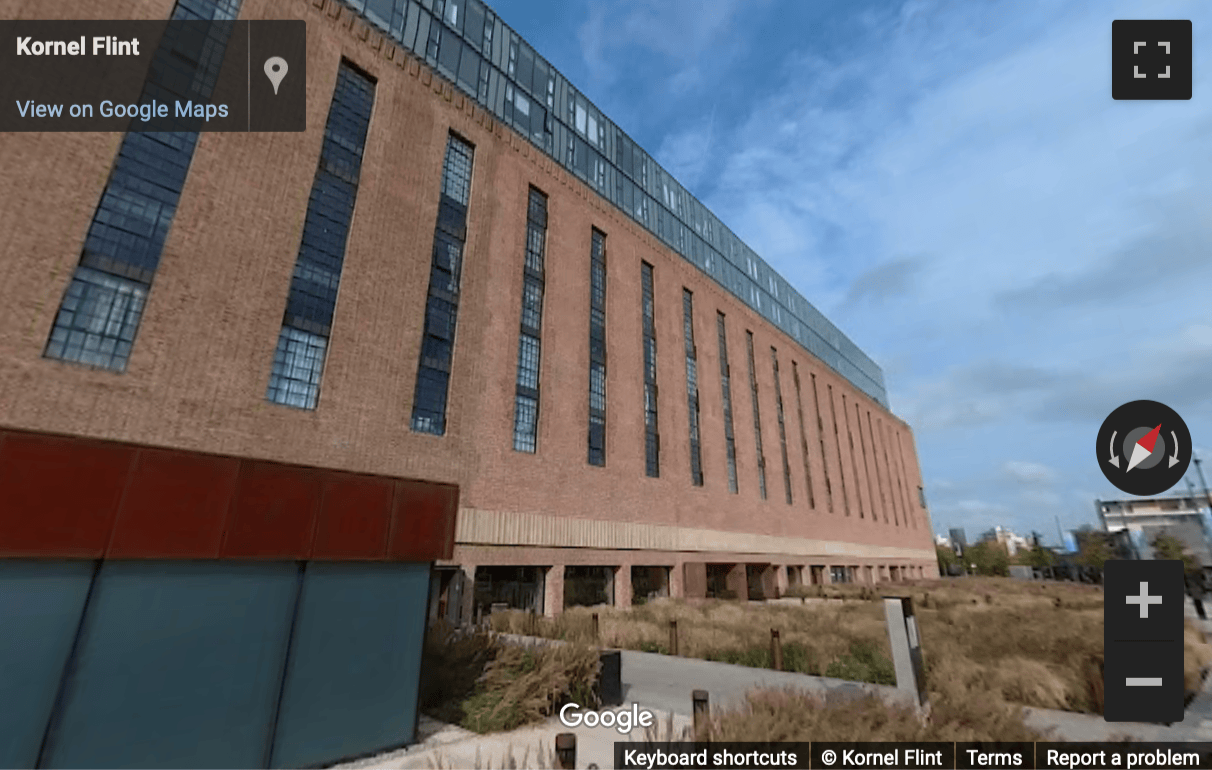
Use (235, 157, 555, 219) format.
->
(599, 649, 622, 706)
(692, 689, 710, 738)
(555, 733, 576, 769)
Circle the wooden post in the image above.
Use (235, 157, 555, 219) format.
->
(669, 619, 678, 656)
(592, 612, 600, 641)
(555, 733, 576, 769)
(770, 629, 783, 671)
(692, 689, 709, 738)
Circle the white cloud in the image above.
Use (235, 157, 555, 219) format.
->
(1004, 461, 1056, 486)
(577, 0, 748, 89)
(570, 0, 1212, 542)
(655, 114, 716, 194)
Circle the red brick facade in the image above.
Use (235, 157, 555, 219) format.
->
(0, 0, 937, 616)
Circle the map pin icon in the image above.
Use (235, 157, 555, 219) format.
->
(264, 57, 288, 95)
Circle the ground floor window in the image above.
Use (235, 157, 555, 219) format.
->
(472, 565, 545, 617)
(705, 564, 735, 599)
(631, 566, 670, 604)
(831, 565, 855, 584)
(746, 564, 773, 599)
(564, 565, 614, 608)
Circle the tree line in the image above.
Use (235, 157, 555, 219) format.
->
(936, 529, 1198, 577)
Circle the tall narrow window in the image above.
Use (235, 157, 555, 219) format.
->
(683, 290, 703, 486)
(746, 331, 766, 500)
(828, 384, 850, 515)
(266, 62, 375, 409)
(810, 373, 832, 512)
(641, 262, 659, 477)
(771, 348, 792, 505)
(867, 411, 890, 523)
(857, 403, 876, 521)
(587, 229, 607, 466)
(842, 394, 864, 518)
(899, 432, 919, 528)
(411, 134, 475, 434)
(791, 362, 815, 509)
(881, 420, 904, 526)
(44, 0, 243, 371)
(717, 313, 738, 493)
(512, 187, 548, 452)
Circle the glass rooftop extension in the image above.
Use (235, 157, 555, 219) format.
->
(339, 0, 890, 408)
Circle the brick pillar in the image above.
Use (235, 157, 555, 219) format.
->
(544, 565, 564, 617)
(615, 564, 633, 609)
(775, 565, 789, 596)
(459, 564, 477, 625)
(679, 562, 702, 599)
(426, 568, 441, 623)
(604, 566, 616, 606)
(763, 565, 778, 598)
(726, 563, 747, 600)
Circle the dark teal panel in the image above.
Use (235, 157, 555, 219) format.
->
(0, 560, 95, 769)
(42, 561, 299, 769)
(270, 562, 430, 768)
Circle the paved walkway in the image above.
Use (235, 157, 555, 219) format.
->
(331, 601, 1212, 768)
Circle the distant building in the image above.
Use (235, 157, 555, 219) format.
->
(1097, 494, 1212, 566)
(1063, 530, 1079, 553)
(1072, 527, 1137, 562)
(949, 528, 968, 549)
(979, 525, 1031, 556)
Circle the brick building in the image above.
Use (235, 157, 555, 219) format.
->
(1, 0, 934, 762)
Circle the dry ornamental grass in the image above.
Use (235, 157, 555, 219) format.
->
(419, 621, 602, 734)
(488, 577, 1212, 720)
(419, 579, 1212, 742)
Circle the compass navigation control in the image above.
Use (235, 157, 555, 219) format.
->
(1097, 400, 1191, 496)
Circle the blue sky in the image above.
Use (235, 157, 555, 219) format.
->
(487, 0, 1212, 546)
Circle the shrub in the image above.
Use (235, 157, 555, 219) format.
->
(461, 642, 602, 733)
(782, 642, 820, 675)
(419, 621, 499, 719)
(420, 621, 602, 733)
(824, 640, 896, 685)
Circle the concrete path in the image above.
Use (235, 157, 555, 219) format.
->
(331, 606, 1212, 769)
(615, 645, 915, 716)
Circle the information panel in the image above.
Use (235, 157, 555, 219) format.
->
(0, 20, 306, 132)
